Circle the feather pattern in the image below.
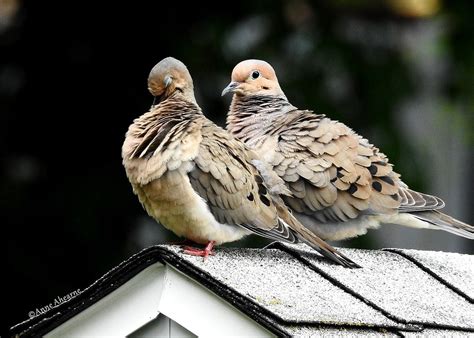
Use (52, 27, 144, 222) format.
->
(123, 58, 359, 266)
(227, 82, 472, 241)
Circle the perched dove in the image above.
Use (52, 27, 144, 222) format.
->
(122, 57, 359, 267)
(223, 59, 473, 241)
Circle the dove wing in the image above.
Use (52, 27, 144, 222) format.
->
(189, 120, 298, 243)
(273, 112, 444, 223)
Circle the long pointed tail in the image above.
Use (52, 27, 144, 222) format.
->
(411, 210, 474, 239)
(276, 203, 361, 268)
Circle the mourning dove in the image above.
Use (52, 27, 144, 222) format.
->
(223, 59, 473, 241)
(122, 57, 359, 267)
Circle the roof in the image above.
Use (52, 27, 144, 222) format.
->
(11, 243, 474, 337)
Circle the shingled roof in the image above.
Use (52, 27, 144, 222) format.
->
(11, 243, 474, 337)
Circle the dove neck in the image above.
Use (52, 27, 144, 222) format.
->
(227, 94, 295, 146)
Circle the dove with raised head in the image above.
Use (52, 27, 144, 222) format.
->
(223, 59, 473, 241)
(122, 57, 358, 267)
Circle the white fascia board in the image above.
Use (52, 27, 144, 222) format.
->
(46, 263, 166, 337)
(47, 262, 274, 337)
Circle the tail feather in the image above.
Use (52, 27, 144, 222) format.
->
(412, 210, 474, 239)
(276, 204, 361, 268)
(398, 188, 445, 212)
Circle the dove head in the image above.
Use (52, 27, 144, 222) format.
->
(222, 59, 285, 97)
(148, 57, 196, 103)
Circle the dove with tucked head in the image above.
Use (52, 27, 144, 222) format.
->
(223, 59, 473, 241)
(122, 57, 359, 267)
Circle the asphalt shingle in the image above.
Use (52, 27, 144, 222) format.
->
(165, 245, 402, 328)
(284, 326, 399, 337)
(277, 243, 474, 330)
(401, 329, 474, 337)
(386, 248, 474, 302)
(11, 243, 474, 337)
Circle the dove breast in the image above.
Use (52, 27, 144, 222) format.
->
(133, 168, 251, 245)
(123, 97, 251, 245)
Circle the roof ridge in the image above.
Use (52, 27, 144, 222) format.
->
(10, 246, 169, 337)
(11, 244, 474, 337)
(157, 246, 290, 336)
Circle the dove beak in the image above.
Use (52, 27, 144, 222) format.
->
(221, 81, 239, 96)
(164, 75, 173, 88)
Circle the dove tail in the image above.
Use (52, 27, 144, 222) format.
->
(411, 210, 474, 239)
(276, 205, 361, 268)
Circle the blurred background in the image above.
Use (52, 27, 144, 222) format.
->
(3, 0, 473, 332)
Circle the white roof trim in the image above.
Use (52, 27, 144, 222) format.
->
(46, 262, 273, 337)
(46, 262, 166, 337)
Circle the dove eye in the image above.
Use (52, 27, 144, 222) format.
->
(251, 71, 260, 79)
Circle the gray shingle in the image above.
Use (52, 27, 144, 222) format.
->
(386, 248, 474, 301)
(401, 329, 474, 337)
(12, 244, 474, 337)
(165, 245, 402, 328)
(278, 243, 474, 330)
(284, 326, 399, 337)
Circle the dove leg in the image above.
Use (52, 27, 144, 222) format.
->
(182, 240, 216, 258)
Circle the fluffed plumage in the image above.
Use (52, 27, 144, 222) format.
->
(223, 59, 473, 241)
(122, 57, 359, 267)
